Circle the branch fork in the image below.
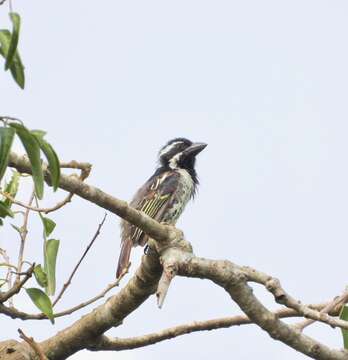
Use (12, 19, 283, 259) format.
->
(5, 151, 348, 360)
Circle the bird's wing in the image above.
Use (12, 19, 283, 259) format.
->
(130, 192, 171, 244)
(116, 171, 179, 278)
(121, 170, 180, 246)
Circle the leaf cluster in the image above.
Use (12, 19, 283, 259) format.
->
(0, 13, 24, 89)
(0, 121, 60, 210)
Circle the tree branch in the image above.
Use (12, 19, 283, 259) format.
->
(6, 151, 348, 360)
(88, 302, 341, 351)
(241, 266, 348, 331)
(0, 264, 34, 303)
(18, 329, 47, 360)
(296, 288, 348, 331)
(9, 152, 176, 243)
(156, 243, 348, 360)
(0, 265, 129, 320)
(37, 252, 162, 360)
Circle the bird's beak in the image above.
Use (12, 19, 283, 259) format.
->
(183, 142, 207, 157)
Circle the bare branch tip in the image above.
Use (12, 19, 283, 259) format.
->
(18, 328, 48, 360)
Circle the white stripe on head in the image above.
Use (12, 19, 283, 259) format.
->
(169, 152, 183, 169)
(159, 141, 182, 158)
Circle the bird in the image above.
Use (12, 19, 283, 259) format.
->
(116, 138, 207, 278)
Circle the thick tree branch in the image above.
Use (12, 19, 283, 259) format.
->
(38, 252, 162, 360)
(5, 152, 348, 360)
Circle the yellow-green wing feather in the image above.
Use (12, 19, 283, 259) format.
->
(131, 194, 170, 242)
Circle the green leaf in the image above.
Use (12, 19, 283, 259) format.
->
(39, 215, 56, 238)
(3, 170, 20, 208)
(340, 305, 348, 349)
(0, 29, 25, 89)
(0, 201, 14, 218)
(5, 13, 21, 70)
(31, 131, 60, 191)
(31, 130, 46, 137)
(44, 239, 59, 296)
(33, 264, 48, 288)
(10, 223, 21, 233)
(0, 30, 11, 55)
(25, 288, 54, 324)
(0, 127, 15, 182)
(9, 123, 44, 199)
(6, 48, 24, 89)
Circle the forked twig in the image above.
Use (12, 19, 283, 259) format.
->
(295, 288, 348, 331)
(0, 264, 35, 303)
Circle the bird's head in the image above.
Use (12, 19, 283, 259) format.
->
(158, 138, 207, 173)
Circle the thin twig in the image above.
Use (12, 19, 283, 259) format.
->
(52, 264, 129, 316)
(0, 159, 91, 215)
(0, 262, 17, 270)
(59, 160, 92, 175)
(242, 265, 348, 331)
(18, 329, 48, 360)
(296, 289, 348, 331)
(87, 301, 340, 351)
(1, 154, 92, 216)
(0, 190, 74, 214)
(0, 264, 34, 303)
(262, 277, 348, 330)
(15, 191, 34, 283)
(0, 249, 12, 287)
(52, 213, 107, 307)
(0, 116, 23, 125)
(0, 264, 130, 320)
(242, 266, 348, 331)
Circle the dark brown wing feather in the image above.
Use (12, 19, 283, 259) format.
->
(116, 170, 180, 278)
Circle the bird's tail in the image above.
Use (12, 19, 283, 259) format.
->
(116, 240, 132, 278)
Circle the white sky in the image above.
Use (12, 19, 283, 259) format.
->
(1, 1, 348, 359)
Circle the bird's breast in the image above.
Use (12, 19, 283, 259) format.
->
(162, 169, 195, 224)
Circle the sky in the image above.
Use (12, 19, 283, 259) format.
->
(1, 0, 348, 359)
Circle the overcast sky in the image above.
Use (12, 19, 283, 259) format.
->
(1, 1, 348, 359)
